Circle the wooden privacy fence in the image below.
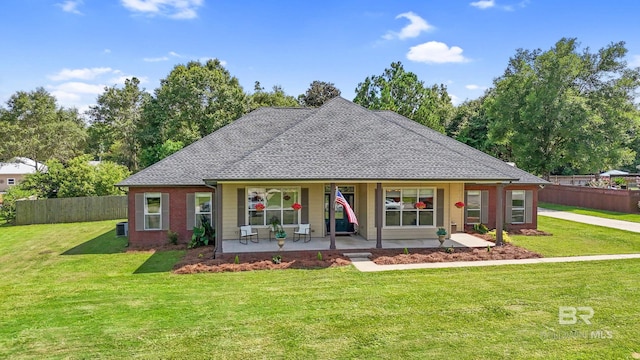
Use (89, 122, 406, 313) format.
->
(539, 184, 640, 214)
(15, 195, 127, 225)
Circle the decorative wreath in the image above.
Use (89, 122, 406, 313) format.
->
(291, 202, 302, 211)
(415, 202, 426, 209)
(255, 203, 265, 211)
(455, 201, 465, 208)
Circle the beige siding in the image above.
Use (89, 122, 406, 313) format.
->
(0, 174, 26, 193)
(356, 183, 368, 238)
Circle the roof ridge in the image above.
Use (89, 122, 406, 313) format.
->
(380, 113, 520, 181)
(209, 107, 320, 178)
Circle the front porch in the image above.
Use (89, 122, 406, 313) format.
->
(222, 233, 493, 253)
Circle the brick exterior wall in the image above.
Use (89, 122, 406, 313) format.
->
(127, 186, 213, 247)
(464, 184, 539, 231)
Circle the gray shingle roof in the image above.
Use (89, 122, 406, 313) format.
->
(118, 97, 547, 186)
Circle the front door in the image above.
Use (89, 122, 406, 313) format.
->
(324, 186, 355, 234)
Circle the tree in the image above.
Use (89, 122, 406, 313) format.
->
(0, 88, 86, 166)
(249, 81, 299, 111)
(18, 155, 130, 198)
(298, 80, 341, 107)
(486, 38, 640, 179)
(86, 77, 150, 172)
(354, 62, 454, 133)
(139, 139, 184, 169)
(138, 59, 247, 164)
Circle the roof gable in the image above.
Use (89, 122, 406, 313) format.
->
(119, 97, 546, 186)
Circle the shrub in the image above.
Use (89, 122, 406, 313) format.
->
(403, 247, 409, 255)
(0, 187, 37, 224)
(272, 254, 282, 264)
(167, 230, 179, 245)
(488, 229, 511, 243)
(234, 255, 240, 264)
(317, 252, 323, 261)
(446, 247, 455, 254)
(473, 223, 489, 234)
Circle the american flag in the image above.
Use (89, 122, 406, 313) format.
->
(336, 188, 358, 225)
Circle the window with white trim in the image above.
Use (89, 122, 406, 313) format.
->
(511, 190, 526, 224)
(7, 178, 15, 186)
(195, 192, 212, 227)
(465, 190, 481, 224)
(384, 188, 434, 227)
(247, 187, 300, 226)
(144, 193, 162, 230)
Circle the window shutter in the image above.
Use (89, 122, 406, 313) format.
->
(161, 193, 170, 230)
(505, 190, 512, 224)
(481, 190, 489, 224)
(186, 193, 195, 230)
(237, 188, 245, 227)
(525, 190, 533, 223)
(301, 188, 309, 224)
(464, 191, 469, 224)
(436, 188, 444, 227)
(135, 193, 144, 231)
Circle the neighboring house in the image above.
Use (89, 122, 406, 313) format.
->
(0, 158, 44, 193)
(118, 97, 547, 251)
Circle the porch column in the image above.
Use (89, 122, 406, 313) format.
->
(329, 183, 336, 249)
(495, 183, 504, 246)
(376, 183, 382, 248)
(215, 183, 223, 255)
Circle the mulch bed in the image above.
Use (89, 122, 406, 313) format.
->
(135, 229, 551, 273)
(173, 246, 352, 274)
(370, 244, 542, 265)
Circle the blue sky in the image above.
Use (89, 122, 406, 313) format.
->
(2, 0, 640, 114)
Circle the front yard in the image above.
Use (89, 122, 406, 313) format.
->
(1, 219, 639, 359)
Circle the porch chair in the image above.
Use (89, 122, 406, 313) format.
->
(239, 225, 259, 244)
(293, 224, 311, 243)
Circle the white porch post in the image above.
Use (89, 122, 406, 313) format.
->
(215, 183, 223, 255)
(376, 183, 382, 248)
(329, 183, 336, 250)
(495, 183, 505, 246)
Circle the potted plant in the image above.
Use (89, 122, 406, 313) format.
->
(270, 216, 287, 250)
(436, 227, 447, 246)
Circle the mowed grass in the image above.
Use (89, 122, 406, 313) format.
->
(1, 221, 640, 359)
(539, 202, 640, 223)
(511, 216, 640, 257)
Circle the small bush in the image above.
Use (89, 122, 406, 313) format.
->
(446, 247, 455, 254)
(234, 255, 240, 264)
(272, 254, 282, 264)
(167, 230, 179, 245)
(487, 245, 492, 252)
(317, 252, 323, 261)
(403, 247, 409, 255)
(488, 229, 511, 243)
(473, 223, 489, 234)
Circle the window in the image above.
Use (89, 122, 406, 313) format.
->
(195, 192, 212, 227)
(466, 190, 482, 224)
(7, 178, 15, 186)
(144, 193, 162, 230)
(247, 187, 299, 226)
(511, 190, 526, 224)
(385, 188, 434, 227)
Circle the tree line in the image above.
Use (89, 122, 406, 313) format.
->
(2, 37, 639, 183)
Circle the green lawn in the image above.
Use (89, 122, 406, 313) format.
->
(1, 220, 640, 359)
(511, 216, 640, 257)
(539, 202, 640, 223)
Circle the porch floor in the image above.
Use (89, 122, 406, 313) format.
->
(221, 233, 493, 253)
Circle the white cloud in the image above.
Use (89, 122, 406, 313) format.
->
(57, 0, 83, 15)
(383, 11, 433, 40)
(120, 0, 204, 19)
(450, 94, 461, 105)
(169, 51, 182, 57)
(630, 55, 640, 67)
(48, 67, 115, 81)
(465, 84, 487, 90)
(406, 41, 470, 64)
(470, 0, 495, 9)
(108, 75, 149, 85)
(143, 56, 169, 62)
(52, 82, 105, 95)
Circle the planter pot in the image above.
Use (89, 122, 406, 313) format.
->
(438, 235, 446, 246)
(276, 237, 285, 250)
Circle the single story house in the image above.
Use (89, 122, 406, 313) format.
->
(0, 158, 45, 193)
(118, 97, 547, 252)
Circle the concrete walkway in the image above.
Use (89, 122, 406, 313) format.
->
(538, 207, 640, 233)
(347, 253, 640, 272)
